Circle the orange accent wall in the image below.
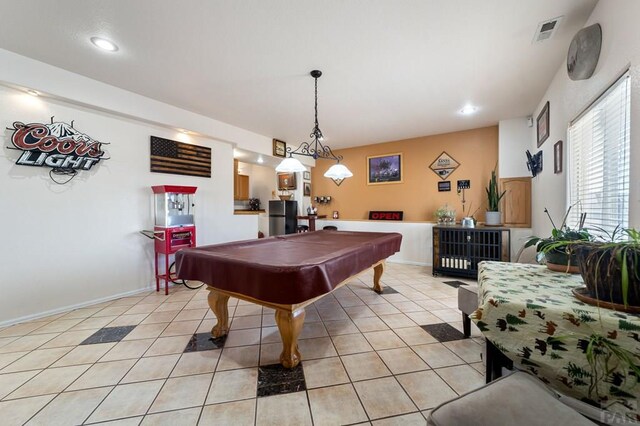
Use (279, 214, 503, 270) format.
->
(311, 126, 499, 222)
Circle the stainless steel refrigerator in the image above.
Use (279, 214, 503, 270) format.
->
(269, 200, 298, 236)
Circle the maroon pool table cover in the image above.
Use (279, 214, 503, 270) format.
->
(176, 231, 402, 305)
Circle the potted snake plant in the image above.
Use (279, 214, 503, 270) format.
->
(484, 168, 505, 226)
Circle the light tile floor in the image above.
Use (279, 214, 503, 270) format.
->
(0, 263, 485, 425)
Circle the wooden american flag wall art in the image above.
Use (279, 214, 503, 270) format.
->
(150, 136, 211, 178)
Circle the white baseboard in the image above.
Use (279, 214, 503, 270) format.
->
(1, 260, 432, 328)
(0, 284, 157, 328)
(388, 259, 431, 267)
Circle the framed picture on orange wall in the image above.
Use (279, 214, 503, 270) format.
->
(367, 153, 403, 185)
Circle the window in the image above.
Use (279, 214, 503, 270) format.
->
(568, 71, 630, 236)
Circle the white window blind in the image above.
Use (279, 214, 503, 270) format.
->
(568, 71, 630, 236)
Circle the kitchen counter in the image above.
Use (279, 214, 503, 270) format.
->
(234, 209, 265, 215)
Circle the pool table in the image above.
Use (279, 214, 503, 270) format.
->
(176, 230, 402, 368)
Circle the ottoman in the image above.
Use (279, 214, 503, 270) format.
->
(427, 372, 595, 425)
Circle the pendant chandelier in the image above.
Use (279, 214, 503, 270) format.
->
(275, 70, 353, 186)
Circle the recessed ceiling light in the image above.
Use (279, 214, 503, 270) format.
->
(26, 89, 39, 97)
(460, 105, 477, 115)
(90, 37, 119, 52)
(257, 157, 264, 164)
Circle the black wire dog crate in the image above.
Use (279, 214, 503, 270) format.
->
(432, 225, 510, 278)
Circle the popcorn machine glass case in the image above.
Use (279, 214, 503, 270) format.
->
(153, 185, 196, 227)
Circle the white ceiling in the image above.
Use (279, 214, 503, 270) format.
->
(0, 0, 597, 149)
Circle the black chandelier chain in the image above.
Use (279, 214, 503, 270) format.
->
(314, 74, 319, 132)
(285, 70, 343, 163)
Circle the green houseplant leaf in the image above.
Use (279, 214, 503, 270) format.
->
(524, 207, 593, 269)
(485, 169, 506, 212)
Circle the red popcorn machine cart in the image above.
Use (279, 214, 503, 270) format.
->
(151, 185, 197, 294)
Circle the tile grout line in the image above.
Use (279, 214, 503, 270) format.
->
(1, 345, 78, 402)
(345, 277, 467, 417)
(79, 285, 202, 424)
(0, 264, 484, 425)
(77, 287, 197, 424)
(327, 278, 403, 422)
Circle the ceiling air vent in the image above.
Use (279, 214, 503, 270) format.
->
(532, 16, 563, 43)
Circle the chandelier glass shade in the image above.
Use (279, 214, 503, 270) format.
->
(275, 156, 307, 173)
(275, 70, 352, 182)
(324, 163, 353, 186)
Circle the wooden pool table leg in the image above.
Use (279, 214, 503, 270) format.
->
(275, 308, 306, 369)
(373, 261, 385, 293)
(207, 287, 230, 337)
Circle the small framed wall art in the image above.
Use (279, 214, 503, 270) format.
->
(438, 181, 451, 192)
(554, 140, 563, 174)
(303, 182, 311, 196)
(367, 153, 403, 185)
(273, 139, 287, 158)
(537, 101, 550, 147)
(303, 171, 311, 181)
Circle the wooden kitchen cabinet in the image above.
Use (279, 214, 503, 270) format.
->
(233, 159, 250, 200)
(236, 175, 249, 200)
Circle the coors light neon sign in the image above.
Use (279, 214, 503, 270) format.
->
(8, 118, 109, 184)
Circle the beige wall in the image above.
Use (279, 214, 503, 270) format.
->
(311, 126, 498, 222)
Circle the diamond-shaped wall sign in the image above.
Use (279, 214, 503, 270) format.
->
(429, 152, 460, 180)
